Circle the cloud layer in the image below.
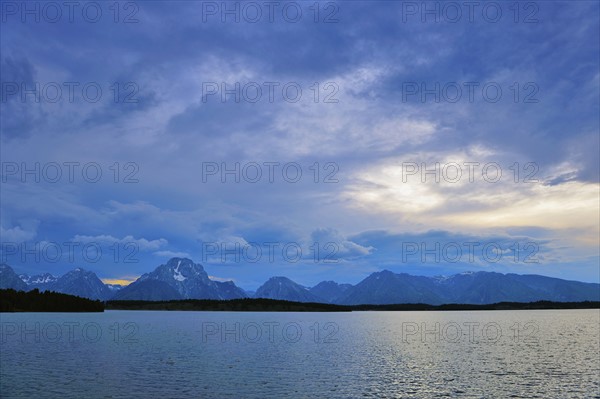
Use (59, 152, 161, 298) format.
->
(1, 1, 598, 288)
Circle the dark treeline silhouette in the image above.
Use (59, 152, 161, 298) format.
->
(3, 291, 597, 312)
(349, 300, 600, 311)
(107, 298, 350, 312)
(106, 298, 600, 312)
(0, 289, 104, 312)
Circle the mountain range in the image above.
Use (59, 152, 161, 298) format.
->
(255, 276, 322, 302)
(111, 258, 246, 301)
(5, 265, 115, 300)
(2, 259, 599, 304)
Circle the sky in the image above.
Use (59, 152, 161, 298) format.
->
(1, 0, 599, 290)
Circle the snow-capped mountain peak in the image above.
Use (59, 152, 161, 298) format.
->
(112, 258, 246, 301)
(19, 273, 58, 288)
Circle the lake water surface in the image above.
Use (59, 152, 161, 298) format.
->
(1, 309, 599, 398)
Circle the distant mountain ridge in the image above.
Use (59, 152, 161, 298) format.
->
(309, 281, 353, 303)
(254, 276, 321, 303)
(112, 258, 246, 301)
(337, 270, 600, 305)
(3, 264, 113, 300)
(0, 264, 28, 291)
(51, 268, 114, 300)
(253, 270, 599, 305)
(1, 259, 599, 305)
(341, 270, 445, 305)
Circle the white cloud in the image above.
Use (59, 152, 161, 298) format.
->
(208, 275, 236, 283)
(342, 149, 600, 257)
(72, 234, 168, 251)
(310, 227, 373, 259)
(153, 250, 191, 258)
(0, 223, 38, 243)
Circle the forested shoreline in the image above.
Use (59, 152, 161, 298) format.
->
(0, 289, 104, 312)
(2, 289, 597, 312)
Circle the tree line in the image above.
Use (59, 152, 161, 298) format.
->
(0, 289, 104, 312)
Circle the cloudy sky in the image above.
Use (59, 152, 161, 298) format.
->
(1, 1, 598, 289)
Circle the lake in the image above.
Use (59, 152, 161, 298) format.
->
(1, 309, 598, 398)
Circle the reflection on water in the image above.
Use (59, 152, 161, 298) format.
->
(1, 309, 598, 398)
